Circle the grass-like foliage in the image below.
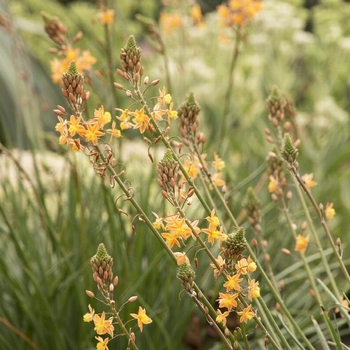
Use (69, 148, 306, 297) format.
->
(1, 0, 350, 349)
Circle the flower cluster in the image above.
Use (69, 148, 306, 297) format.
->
(84, 244, 152, 349)
(41, 12, 96, 83)
(217, 0, 263, 27)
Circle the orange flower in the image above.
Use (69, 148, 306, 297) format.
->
(130, 307, 152, 332)
(223, 274, 243, 292)
(98, 9, 114, 25)
(130, 108, 150, 134)
(210, 255, 226, 279)
(190, 4, 204, 28)
(248, 279, 260, 300)
(295, 234, 310, 253)
(216, 309, 230, 326)
(325, 203, 336, 220)
(237, 305, 254, 323)
(160, 12, 183, 35)
(84, 122, 105, 145)
(217, 292, 238, 311)
(93, 312, 114, 337)
(67, 115, 86, 136)
(268, 176, 278, 193)
(301, 173, 317, 191)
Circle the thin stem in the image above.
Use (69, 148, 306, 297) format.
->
(290, 164, 350, 284)
(220, 27, 243, 143)
(103, 22, 118, 108)
(108, 297, 139, 350)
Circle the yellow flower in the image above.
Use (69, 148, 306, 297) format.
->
(174, 252, 190, 265)
(295, 234, 310, 253)
(248, 279, 260, 301)
(235, 256, 256, 275)
(95, 336, 109, 350)
(223, 274, 243, 292)
(160, 12, 183, 35)
(212, 153, 225, 171)
(164, 215, 198, 240)
(93, 106, 111, 128)
(325, 203, 336, 220)
(50, 46, 96, 83)
(67, 115, 86, 136)
(301, 173, 317, 191)
(217, 292, 238, 311)
(93, 312, 114, 337)
(166, 102, 178, 124)
(83, 304, 95, 322)
(55, 116, 67, 134)
(206, 209, 220, 228)
(202, 226, 227, 246)
(217, 0, 262, 27)
(216, 309, 230, 326)
(130, 306, 152, 332)
(130, 108, 150, 134)
(210, 171, 226, 188)
(161, 231, 181, 249)
(268, 176, 278, 193)
(152, 212, 164, 230)
(190, 4, 204, 28)
(116, 108, 133, 130)
(84, 122, 105, 145)
(182, 157, 201, 181)
(210, 255, 226, 279)
(237, 305, 254, 323)
(98, 9, 114, 25)
(106, 121, 122, 142)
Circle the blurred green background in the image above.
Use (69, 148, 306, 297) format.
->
(1, 0, 350, 349)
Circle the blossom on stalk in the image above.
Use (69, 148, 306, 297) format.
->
(98, 9, 114, 25)
(210, 255, 226, 279)
(216, 309, 230, 326)
(84, 122, 105, 145)
(130, 306, 153, 332)
(217, 292, 238, 311)
(295, 234, 310, 253)
(301, 173, 317, 191)
(217, 0, 263, 27)
(235, 256, 256, 275)
(325, 203, 336, 220)
(248, 279, 260, 300)
(160, 12, 183, 35)
(237, 305, 254, 323)
(93, 312, 114, 337)
(83, 304, 95, 322)
(95, 336, 110, 350)
(129, 108, 150, 134)
(223, 274, 242, 292)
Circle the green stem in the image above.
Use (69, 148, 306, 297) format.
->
(108, 297, 139, 350)
(220, 27, 242, 143)
(290, 165, 350, 285)
(103, 22, 118, 108)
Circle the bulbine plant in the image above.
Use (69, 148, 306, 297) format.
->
(41, 2, 349, 350)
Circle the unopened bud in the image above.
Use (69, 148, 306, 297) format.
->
(286, 190, 293, 199)
(128, 296, 138, 303)
(151, 79, 160, 86)
(281, 248, 291, 255)
(275, 303, 281, 311)
(336, 237, 341, 247)
(279, 280, 285, 290)
(114, 82, 123, 89)
(252, 238, 258, 247)
(113, 276, 119, 286)
(73, 31, 83, 42)
(265, 253, 270, 263)
(130, 332, 136, 342)
(301, 221, 307, 231)
(126, 90, 132, 97)
(109, 283, 114, 293)
(85, 290, 95, 298)
(143, 76, 149, 84)
(319, 203, 324, 211)
(309, 289, 315, 298)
